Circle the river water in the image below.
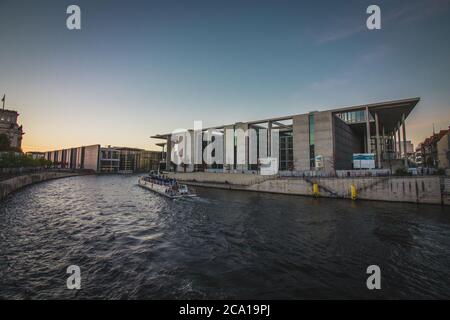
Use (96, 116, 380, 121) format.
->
(0, 174, 449, 299)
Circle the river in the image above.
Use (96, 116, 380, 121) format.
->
(1, 174, 449, 299)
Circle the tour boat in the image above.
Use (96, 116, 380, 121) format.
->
(138, 174, 197, 199)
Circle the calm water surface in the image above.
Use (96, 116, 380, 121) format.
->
(1, 175, 449, 299)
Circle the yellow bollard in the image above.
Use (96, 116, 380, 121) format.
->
(313, 183, 319, 197)
(351, 184, 357, 200)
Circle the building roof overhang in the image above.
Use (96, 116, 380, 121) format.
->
(151, 97, 420, 138)
(334, 97, 420, 134)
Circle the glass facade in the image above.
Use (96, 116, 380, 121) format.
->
(335, 110, 373, 124)
(101, 150, 119, 160)
(279, 131, 293, 171)
(100, 149, 120, 173)
(119, 152, 137, 171)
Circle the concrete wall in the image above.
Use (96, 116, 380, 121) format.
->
(292, 114, 310, 170)
(251, 176, 444, 205)
(83, 145, 100, 171)
(169, 172, 447, 205)
(0, 171, 80, 201)
(311, 176, 442, 205)
(76, 147, 83, 169)
(166, 171, 272, 186)
(333, 116, 363, 170)
(313, 111, 334, 172)
(444, 177, 450, 206)
(235, 122, 248, 171)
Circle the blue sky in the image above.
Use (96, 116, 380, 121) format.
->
(0, 0, 449, 151)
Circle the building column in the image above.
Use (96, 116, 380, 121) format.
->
(393, 131, 397, 157)
(365, 106, 371, 153)
(392, 133, 395, 158)
(397, 124, 402, 159)
(267, 121, 272, 157)
(402, 113, 408, 168)
(363, 131, 367, 154)
(375, 112, 381, 168)
(166, 135, 172, 171)
(382, 126, 386, 159)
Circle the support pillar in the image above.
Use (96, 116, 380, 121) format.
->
(382, 126, 386, 160)
(267, 121, 272, 157)
(392, 129, 397, 158)
(363, 131, 367, 154)
(365, 106, 371, 153)
(397, 124, 402, 159)
(393, 131, 397, 157)
(166, 135, 172, 171)
(402, 113, 408, 168)
(375, 113, 381, 168)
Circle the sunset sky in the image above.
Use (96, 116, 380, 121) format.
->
(0, 0, 449, 152)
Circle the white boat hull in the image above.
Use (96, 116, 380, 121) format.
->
(138, 178, 196, 199)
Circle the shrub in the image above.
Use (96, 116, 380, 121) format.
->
(0, 152, 52, 168)
(395, 168, 409, 176)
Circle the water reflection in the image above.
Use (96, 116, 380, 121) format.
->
(0, 174, 449, 299)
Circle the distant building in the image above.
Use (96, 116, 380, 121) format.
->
(417, 127, 450, 168)
(395, 141, 415, 165)
(100, 146, 120, 173)
(396, 141, 414, 156)
(116, 147, 142, 173)
(139, 150, 163, 172)
(415, 143, 423, 166)
(44, 145, 162, 173)
(114, 147, 161, 173)
(44, 145, 100, 171)
(0, 109, 24, 149)
(26, 151, 45, 160)
(436, 129, 450, 169)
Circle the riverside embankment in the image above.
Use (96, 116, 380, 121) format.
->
(0, 171, 83, 201)
(166, 172, 450, 206)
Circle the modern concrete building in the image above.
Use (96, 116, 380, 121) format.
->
(44, 145, 162, 173)
(152, 97, 420, 173)
(44, 145, 100, 171)
(0, 108, 24, 150)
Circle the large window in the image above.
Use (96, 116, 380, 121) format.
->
(335, 110, 370, 123)
(279, 131, 293, 171)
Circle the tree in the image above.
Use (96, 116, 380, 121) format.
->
(0, 133, 11, 151)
